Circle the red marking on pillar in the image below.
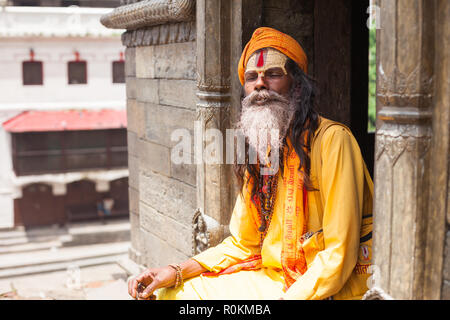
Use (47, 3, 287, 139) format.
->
(257, 50, 265, 67)
(74, 51, 80, 61)
(29, 49, 35, 61)
(119, 52, 124, 62)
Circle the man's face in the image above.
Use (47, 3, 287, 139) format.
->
(243, 48, 293, 97)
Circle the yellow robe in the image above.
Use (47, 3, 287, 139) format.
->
(157, 117, 373, 300)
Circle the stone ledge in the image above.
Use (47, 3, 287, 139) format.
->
(101, 0, 195, 30)
(122, 21, 196, 47)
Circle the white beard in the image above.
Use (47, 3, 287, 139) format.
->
(238, 89, 295, 166)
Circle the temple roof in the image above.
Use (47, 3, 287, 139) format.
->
(2, 109, 127, 132)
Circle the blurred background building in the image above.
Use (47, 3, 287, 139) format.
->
(0, 0, 129, 229)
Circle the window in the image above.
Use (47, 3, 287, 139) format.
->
(12, 129, 128, 176)
(12, 0, 40, 5)
(112, 61, 125, 83)
(22, 61, 43, 85)
(68, 61, 87, 84)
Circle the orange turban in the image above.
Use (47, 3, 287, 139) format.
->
(238, 27, 308, 85)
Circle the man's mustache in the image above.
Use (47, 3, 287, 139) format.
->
(242, 89, 290, 107)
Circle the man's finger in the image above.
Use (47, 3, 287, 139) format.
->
(128, 276, 136, 298)
(130, 277, 138, 299)
(140, 281, 158, 299)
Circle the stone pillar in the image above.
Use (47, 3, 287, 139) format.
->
(193, 0, 233, 252)
(429, 0, 450, 300)
(373, 0, 446, 299)
(101, 0, 198, 270)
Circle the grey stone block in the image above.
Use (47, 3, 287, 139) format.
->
(136, 78, 159, 104)
(139, 170, 196, 226)
(140, 228, 189, 268)
(442, 280, 450, 300)
(144, 103, 196, 148)
(126, 100, 145, 137)
(138, 139, 171, 177)
(125, 47, 136, 77)
(171, 157, 196, 187)
(159, 79, 198, 109)
(126, 76, 137, 99)
(127, 155, 139, 190)
(444, 230, 450, 280)
(127, 130, 138, 157)
(128, 186, 139, 215)
(136, 46, 155, 79)
(140, 202, 192, 255)
(153, 42, 196, 80)
(129, 211, 142, 251)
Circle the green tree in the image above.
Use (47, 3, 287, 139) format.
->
(368, 27, 377, 132)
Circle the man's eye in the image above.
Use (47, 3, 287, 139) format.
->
(245, 74, 257, 81)
(266, 72, 282, 78)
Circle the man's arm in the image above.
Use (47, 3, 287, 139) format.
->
(191, 190, 261, 273)
(129, 184, 261, 300)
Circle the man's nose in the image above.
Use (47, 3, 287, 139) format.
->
(254, 73, 267, 90)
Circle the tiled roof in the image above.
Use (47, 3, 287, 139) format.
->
(3, 109, 127, 132)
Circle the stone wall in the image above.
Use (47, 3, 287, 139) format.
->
(443, 228, 450, 299)
(262, 0, 315, 75)
(125, 31, 198, 267)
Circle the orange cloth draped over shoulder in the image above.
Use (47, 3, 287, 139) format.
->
(238, 27, 308, 85)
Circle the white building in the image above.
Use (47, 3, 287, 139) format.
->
(0, 4, 128, 228)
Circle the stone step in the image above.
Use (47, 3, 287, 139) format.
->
(0, 240, 63, 255)
(0, 242, 130, 279)
(63, 221, 130, 247)
(0, 220, 130, 250)
(0, 228, 26, 240)
(0, 254, 128, 280)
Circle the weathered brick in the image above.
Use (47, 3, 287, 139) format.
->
(139, 170, 196, 226)
(170, 156, 196, 187)
(140, 228, 190, 268)
(126, 76, 137, 99)
(136, 78, 159, 104)
(153, 42, 196, 80)
(125, 47, 136, 77)
(140, 201, 192, 254)
(127, 130, 138, 157)
(144, 103, 196, 148)
(126, 100, 145, 137)
(128, 186, 139, 215)
(443, 230, 450, 280)
(127, 155, 139, 190)
(138, 139, 171, 177)
(442, 280, 450, 300)
(159, 79, 198, 109)
(136, 46, 155, 78)
(129, 211, 142, 250)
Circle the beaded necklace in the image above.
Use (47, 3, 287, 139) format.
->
(252, 170, 279, 249)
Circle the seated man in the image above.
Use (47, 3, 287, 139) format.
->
(128, 27, 374, 300)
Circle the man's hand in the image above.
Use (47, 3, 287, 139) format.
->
(128, 266, 176, 300)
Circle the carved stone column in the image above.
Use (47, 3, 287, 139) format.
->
(193, 0, 233, 253)
(373, 0, 439, 299)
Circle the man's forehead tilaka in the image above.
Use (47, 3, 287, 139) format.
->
(245, 48, 288, 76)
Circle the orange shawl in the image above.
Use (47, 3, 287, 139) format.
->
(203, 137, 309, 291)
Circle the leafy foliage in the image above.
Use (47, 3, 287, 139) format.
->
(368, 27, 377, 132)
